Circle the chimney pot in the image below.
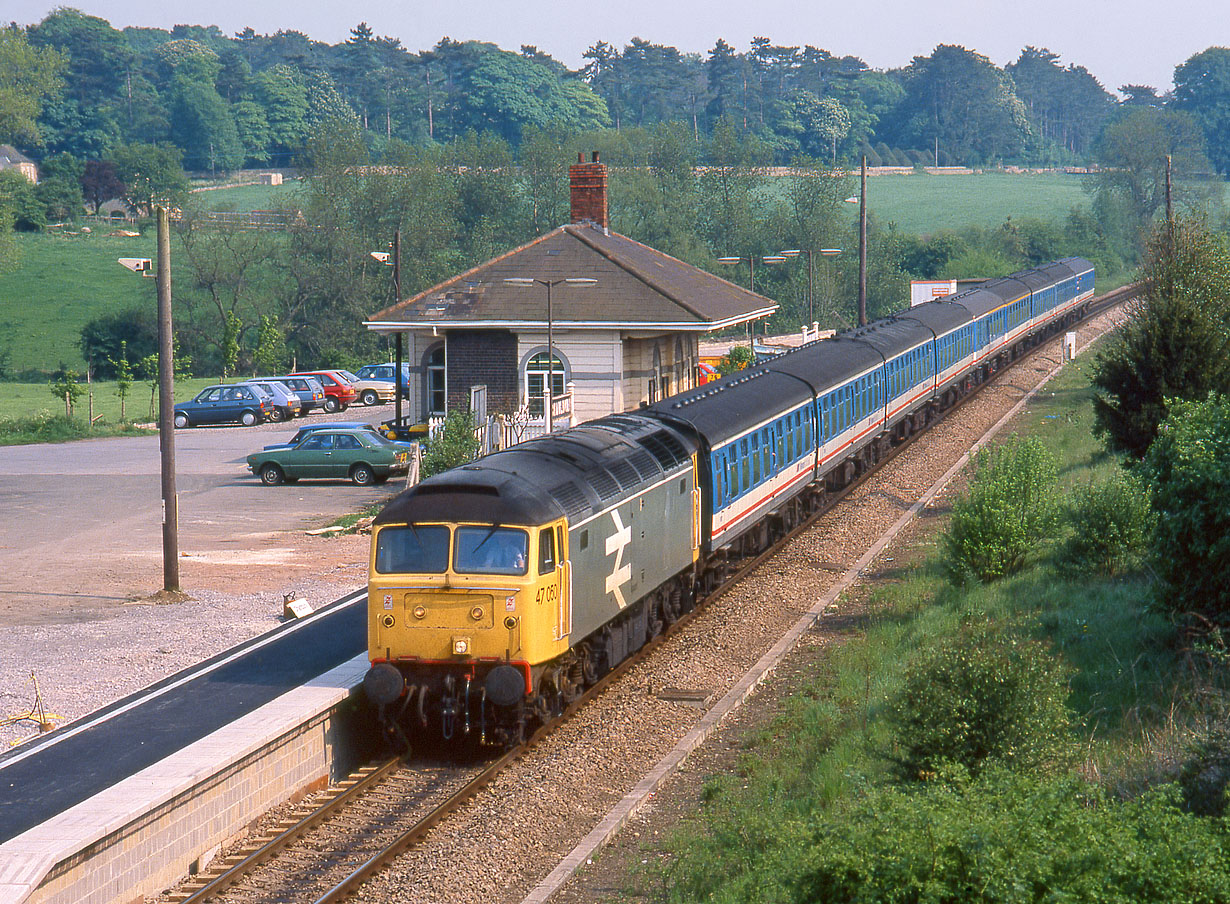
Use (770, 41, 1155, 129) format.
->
(577, 152, 584, 164)
(569, 151, 609, 229)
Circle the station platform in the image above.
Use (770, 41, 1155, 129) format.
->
(0, 591, 373, 904)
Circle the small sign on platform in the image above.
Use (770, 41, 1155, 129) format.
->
(283, 591, 313, 620)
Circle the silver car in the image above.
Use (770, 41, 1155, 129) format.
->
(238, 380, 302, 422)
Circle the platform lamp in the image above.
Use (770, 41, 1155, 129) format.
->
(370, 229, 404, 426)
(503, 277, 596, 432)
(117, 204, 179, 594)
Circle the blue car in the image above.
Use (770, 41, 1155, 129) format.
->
(174, 384, 272, 428)
(262, 421, 416, 451)
(356, 363, 411, 392)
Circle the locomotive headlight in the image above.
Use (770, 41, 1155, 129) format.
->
(504, 616, 518, 630)
(452, 637, 470, 655)
(413, 606, 427, 620)
(470, 605, 484, 621)
(381, 614, 395, 628)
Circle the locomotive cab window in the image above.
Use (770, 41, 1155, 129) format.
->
(375, 524, 450, 574)
(454, 526, 529, 575)
(538, 527, 556, 574)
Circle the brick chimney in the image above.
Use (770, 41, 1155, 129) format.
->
(569, 151, 608, 229)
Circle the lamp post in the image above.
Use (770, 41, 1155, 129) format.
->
(504, 276, 596, 432)
(781, 248, 842, 326)
(843, 155, 869, 325)
(117, 204, 179, 594)
(717, 254, 785, 348)
(371, 228, 403, 426)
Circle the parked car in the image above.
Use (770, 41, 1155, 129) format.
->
(174, 384, 272, 428)
(289, 370, 359, 413)
(262, 421, 416, 451)
(356, 363, 411, 392)
(237, 379, 300, 421)
(246, 426, 411, 486)
(269, 375, 327, 415)
(333, 368, 396, 407)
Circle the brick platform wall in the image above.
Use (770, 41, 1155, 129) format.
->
(3, 658, 374, 904)
(446, 330, 518, 414)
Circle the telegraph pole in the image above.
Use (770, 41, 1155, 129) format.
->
(155, 205, 180, 593)
(858, 156, 868, 327)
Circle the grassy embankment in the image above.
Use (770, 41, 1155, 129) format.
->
(620, 348, 1229, 901)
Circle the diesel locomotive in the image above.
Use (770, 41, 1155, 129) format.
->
(363, 257, 1095, 749)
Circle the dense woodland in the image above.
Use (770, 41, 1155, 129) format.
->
(7, 11, 1229, 171)
(3, 11, 1230, 374)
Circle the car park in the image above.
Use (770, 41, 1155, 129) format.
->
(262, 421, 417, 451)
(269, 375, 327, 415)
(356, 363, 411, 392)
(246, 426, 411, 486)
(289, 370, 359, 413)
(333, 368, 395, 406)
(237, 379, 301, 421)
(174, 384, 272, 428)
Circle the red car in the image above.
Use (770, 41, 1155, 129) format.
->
(290, 370, 358, 413)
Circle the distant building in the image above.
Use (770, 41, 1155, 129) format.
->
(0, 146, 37, 183)
(365, 153, 777, 424)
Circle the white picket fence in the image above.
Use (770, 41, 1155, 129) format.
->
(425, 385, 574, 457)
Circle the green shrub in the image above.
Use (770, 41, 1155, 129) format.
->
(1141, 395, 1230, 629)
(887, 625, 1072, 780)
(420, 405, 481, 479)
(1057, 470, 1156, 576)
(795, 770, 1230, 904)
(942, 436, 1060, 583)
(1180, 717, 1230, 816)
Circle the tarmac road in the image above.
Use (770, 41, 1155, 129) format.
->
(0, 407, 402, 621)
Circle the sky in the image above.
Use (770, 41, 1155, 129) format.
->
(4, 0, 1223, 97)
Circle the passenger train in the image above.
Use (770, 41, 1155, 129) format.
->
(362, 257, 1095, 749)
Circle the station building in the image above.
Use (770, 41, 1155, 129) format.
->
(364, 154, 776, 424)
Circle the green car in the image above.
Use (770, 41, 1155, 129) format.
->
(246, 427, 411, 486)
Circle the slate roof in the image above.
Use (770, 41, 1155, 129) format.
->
(366, 223, 777, 333)
(0, 145, 34, 168)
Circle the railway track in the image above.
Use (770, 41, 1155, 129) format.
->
(167, 284, 1137, 904)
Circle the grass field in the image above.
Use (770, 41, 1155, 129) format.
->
(5, 376, 224, 424)
(0, 229, 158, 377)
(187, 179, 302, 211)
(856, 171, 1092, 233)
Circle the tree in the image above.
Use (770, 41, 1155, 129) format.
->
(34, 152, 84, 221)
(0, 169, 45, 230)
(110, 340, 134, 421)
(79, 306, 159, 378)
(893, 45, 1032, 163)
(49, 369, 86, 418)
(1087, 108, 1216, 243)
(80, 159, 125, 214)
(1142, 394, 1230, 630)
(0, 28, 66, 145)
(254, 315, 287, 375)
(1091, 217, 1230, 457)
(112, 142, 188, 215)
(1172, 47, 1230, 176)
